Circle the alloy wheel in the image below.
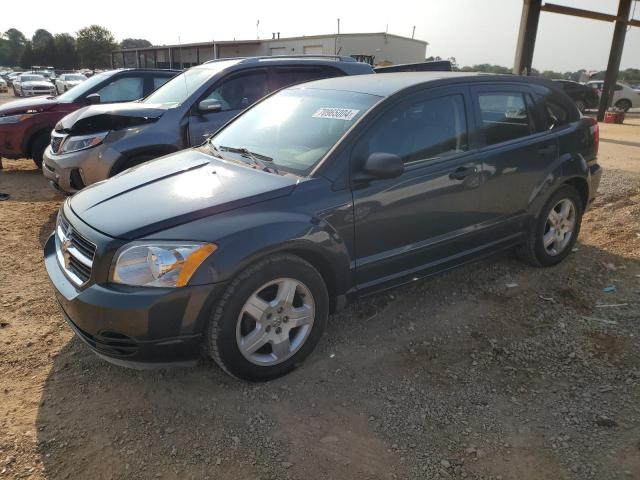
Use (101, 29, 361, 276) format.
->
(236, 278, 315, 366)
(543, 198, 576, 256)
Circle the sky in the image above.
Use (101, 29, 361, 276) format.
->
(2, 0, 639, 72)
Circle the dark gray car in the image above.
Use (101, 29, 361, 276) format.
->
(42, 56, 373, 192)
(44, 73, 601, 381)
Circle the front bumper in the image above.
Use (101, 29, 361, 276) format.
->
(43, 143, 120, 193)
(44, 233, 227, 367)
(588, 162, 602, 209)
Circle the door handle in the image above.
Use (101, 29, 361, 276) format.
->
(537, 145, 556, 156)
(449, 166, 477, 180)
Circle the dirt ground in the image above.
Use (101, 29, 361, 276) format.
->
(0, 90, 639, 480)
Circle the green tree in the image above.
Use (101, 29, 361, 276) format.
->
(19, 42, 35, 69)
(120, 38, 152, 50)
(2, 28, 27, 66)
(32, 29, 56, 66)
(76, 25, 116, 69)
(54, 33, 79, 69)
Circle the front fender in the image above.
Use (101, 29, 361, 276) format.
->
(146, 205, 354, 297)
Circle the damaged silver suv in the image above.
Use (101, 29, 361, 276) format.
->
(42, 56, 373, 193)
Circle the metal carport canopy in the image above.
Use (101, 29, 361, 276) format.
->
(513, 0, 638, 121)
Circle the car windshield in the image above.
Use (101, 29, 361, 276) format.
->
(210, 88, 380, 175)
(21, 75, 46, 82)
(144, 62, 236, 107)
(65, 74, 86, 81)
(57, 71, 110, 102)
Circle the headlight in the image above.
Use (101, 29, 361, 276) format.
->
(59, 132, 109, 154)
(111, 243, 217, 287)
(0, 114, 31, 124)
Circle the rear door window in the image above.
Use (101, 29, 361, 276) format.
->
(203, 69, 268, 112)
(476, 91, 532, 146)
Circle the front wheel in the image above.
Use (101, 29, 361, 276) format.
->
(31, 133, 50, 169)
(517, 185, 583, 267)
(615, 99, 632, 112)
(207, 254, 329, 381)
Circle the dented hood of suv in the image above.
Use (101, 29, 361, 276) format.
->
(68, 149, 298, 239)
(56, 102, 167, 135)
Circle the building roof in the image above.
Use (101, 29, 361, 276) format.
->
(113, 32, 427, 53)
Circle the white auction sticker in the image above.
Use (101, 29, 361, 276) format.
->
(312, 108, 360, 121)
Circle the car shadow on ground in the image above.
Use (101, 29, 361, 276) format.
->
(34, 243, 640, 480)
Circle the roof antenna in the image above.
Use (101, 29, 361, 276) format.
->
(412, 26, 415, 39)
(256, 20, 260, 40)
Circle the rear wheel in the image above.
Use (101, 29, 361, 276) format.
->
(30, 133, 50, 169)
(517, 185, 583, 267)
(615, 99, 632, 112)
(207, 253, 329, 381)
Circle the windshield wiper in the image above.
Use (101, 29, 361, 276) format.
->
(217, 145, 279, 173)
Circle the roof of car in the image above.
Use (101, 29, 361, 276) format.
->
(293, 72, 554, 97)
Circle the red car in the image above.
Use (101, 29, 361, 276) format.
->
(0, 68, 179, 168)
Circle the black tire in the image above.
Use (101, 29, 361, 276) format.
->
(517, 185, 583, 267)
(207, 253, 329, 381)
(110, 154, 156, 176)
(615, 99, 632, 112)
(13, 86, 18, 97)
(30, 133, 50, 169)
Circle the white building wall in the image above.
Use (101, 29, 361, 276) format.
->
(263, 34, 426, 65)
(116, 33, 426, 68)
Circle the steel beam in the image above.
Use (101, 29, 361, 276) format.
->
(598, 0, 633, 121)
(513, 0, 542, 75)
(541, 3, 620, 22)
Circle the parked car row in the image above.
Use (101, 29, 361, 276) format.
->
(34, 57, 601, 381)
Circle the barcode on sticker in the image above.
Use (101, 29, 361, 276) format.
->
(312, 108, 360, 120)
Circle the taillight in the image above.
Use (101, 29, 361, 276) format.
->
(586, 117, 599, 156)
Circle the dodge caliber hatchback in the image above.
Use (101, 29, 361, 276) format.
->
(44, 73, 601, 381)
(42, 56, 373, 193)
(0, 69, 178, 168)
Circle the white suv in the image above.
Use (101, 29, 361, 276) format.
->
(587, 80, 639, 111)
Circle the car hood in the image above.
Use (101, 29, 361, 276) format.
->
(0, 96, 58, 115)
(56, 102, 167, 135)
(69, 149, 299, 239)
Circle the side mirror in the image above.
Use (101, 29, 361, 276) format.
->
(354, 152, 404, 181)
(86, 93, 101, 105)
(198, 99, 222, 113)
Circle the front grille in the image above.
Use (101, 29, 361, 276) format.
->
(50, 134, 64, 154)
(55, 214, 96, 286)
(33, 86, 52, 91)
